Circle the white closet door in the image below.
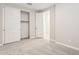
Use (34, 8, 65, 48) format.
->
(43, 10, 50, 40)
(36, 13, 43, 38)
(4, 7, 20, 44)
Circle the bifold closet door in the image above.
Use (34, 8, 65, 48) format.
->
(43, 10, 50, 40)
(21, 11, 29, 39)
(4, 7, 20, 44)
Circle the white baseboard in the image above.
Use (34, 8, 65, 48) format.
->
(55, 41, 79, 51)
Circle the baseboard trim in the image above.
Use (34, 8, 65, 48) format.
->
(55, 41, 79, 51)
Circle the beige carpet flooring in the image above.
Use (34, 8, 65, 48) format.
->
(0, 39, 79, 55)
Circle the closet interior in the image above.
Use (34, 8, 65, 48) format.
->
(21, 11, 30, 39)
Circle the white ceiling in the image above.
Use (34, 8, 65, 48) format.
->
(2, 3, 54, 11)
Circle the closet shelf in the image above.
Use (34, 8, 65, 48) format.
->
(21, 21, 30, 23)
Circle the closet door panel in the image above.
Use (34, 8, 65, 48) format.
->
(4, 7, 20, 44)
(36, 13, 43, 38)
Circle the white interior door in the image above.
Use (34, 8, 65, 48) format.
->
(36, 13, 43, 38)
(4, 7, 20, 44)
(21, 11, 29, 39)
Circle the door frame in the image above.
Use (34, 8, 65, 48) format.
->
(20, 10, 30, 39)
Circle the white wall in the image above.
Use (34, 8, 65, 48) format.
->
(43, 10, 50, 40)
(55, 4, 79, 49)
(0, 6, 3, 44)
(50, 6, 55, 41)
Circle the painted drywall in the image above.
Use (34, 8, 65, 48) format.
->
(43, 10, 50, 40)
(0, 6, 3, 44)
(50, 6, 55, 41)
(55, 4, 79, 49)
(36, 12, 43, 38)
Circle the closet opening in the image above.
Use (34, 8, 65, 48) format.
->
(21, 11, 30, 40)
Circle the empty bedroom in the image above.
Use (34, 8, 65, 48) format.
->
(0, 3, 79, 55)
